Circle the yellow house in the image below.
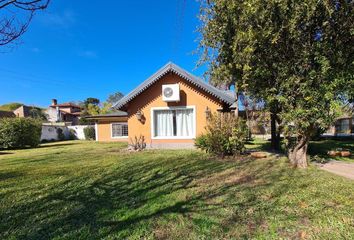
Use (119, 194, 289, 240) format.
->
(88, 62, 236, 148)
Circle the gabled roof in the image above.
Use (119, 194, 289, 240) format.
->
(112, 62, 235, 110)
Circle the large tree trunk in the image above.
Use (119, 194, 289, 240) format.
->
(270, 113, 280, 151)
(288, 136, 309, 168)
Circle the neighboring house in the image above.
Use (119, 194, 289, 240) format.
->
(0, 110, 15, 118)
(13, 105, 38, 118)
(45, 99, 82, 125)
(86, 62, 236, 148)
(325, 115, 354, 137)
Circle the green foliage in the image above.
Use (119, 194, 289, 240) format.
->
(195, 113, 247, 156)
(68, 129, 77, 140)
(100, 102, 113, 114)
(83, 126, 95, 140)
(86, 103, 101, 116)
(0, 102, 23, 111)
(78, 117, 90, 125)
(199, 0, 353, 166)
(56, 128, 65, 141)
(0, 117, 42, 149)
(29, 107, 47, 120)
(84, 97, 100, 106)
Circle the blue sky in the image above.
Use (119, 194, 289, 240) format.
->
(0, 0, 206, 107)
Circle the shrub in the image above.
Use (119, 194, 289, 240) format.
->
(84, 126, 95, 140)
(195, 113, 247, 157)
(68, 129, 77, 140)
(0, 118, 42, 149)
(129, 135, 146, 151)
(56, 128, 65, 141)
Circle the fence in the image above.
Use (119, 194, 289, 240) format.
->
(41, 124, 92, 141)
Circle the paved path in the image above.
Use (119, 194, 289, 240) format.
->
(317, 161, 354, 180)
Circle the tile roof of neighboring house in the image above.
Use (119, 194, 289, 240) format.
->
(112, 62, 236, 110)
(60, 110, 82, 116)
(50, 102, 82, 109)
(85, 111, 128, 119)
(0, 110, 15, 118)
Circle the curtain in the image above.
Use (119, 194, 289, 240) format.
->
(176, 109, 193, 137)
(155, 110, 174, 137)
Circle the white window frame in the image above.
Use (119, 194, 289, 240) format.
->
(111, 122, 128, 139)
(150, 106, 196, 140)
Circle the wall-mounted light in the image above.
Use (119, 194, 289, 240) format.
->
(205, 106, 211, 120)
(136, 109, 143, 121)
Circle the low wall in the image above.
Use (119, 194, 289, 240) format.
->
(67, 125, 87, 140)
(41, 124, 92, 141)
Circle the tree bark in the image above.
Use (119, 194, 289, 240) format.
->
(270, 113, 280, 151)
(288, 136, 309, 168)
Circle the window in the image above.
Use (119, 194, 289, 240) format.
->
(335, 119, 350, 134)
(152, 107, 195, 138)
(111, 123, 128, 138)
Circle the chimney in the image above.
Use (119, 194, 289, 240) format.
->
(51, 99, 57, 106)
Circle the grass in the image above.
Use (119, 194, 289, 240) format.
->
(0, 141, 353, 239)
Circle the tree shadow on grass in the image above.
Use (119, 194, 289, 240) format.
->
(0, 171, 23, 181)
(0, 152, 309, 239)
(0, 152, 13, 155)
(308, 140, 354, 162)
(38, 142, 78, 149)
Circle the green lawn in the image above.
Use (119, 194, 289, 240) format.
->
(0, 141, 353, 239)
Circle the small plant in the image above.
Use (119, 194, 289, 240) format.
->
(83, 126, 95, 140)
(195, 113, 247, 157)
(311, 155, 328, 164)
(129, 135, 146, 151)
(56, 128, 65, 141)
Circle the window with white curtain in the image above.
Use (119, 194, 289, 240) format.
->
(111, 123, 128, 138)
(153, 108, 194, 138)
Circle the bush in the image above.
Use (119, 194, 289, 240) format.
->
(84, 126, 95, 140)
(56, 128, 65, 141)
(195, 113, 247, 157)
(129, 135, 146, 151)
(0, 118, 42, 149)
(68, 129, 77, 140)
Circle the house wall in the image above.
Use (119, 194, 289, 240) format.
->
(96, 117, 129, 142)
(13, 106, 31, 118)
(123, 73, 224, 147)
(45, 107, 59, 122)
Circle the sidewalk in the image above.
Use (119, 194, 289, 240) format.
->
(317, 160, 354, 180)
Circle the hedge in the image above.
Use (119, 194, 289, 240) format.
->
(0, 118, 42, 149)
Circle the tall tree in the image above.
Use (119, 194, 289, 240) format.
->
(0, 0, 50, 47)
(199, 0, 353, 168)
(106, 92, 124, 105)
(84, 97, 100, 106)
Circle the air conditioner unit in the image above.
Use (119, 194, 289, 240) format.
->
(162, 84, 180, 102)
